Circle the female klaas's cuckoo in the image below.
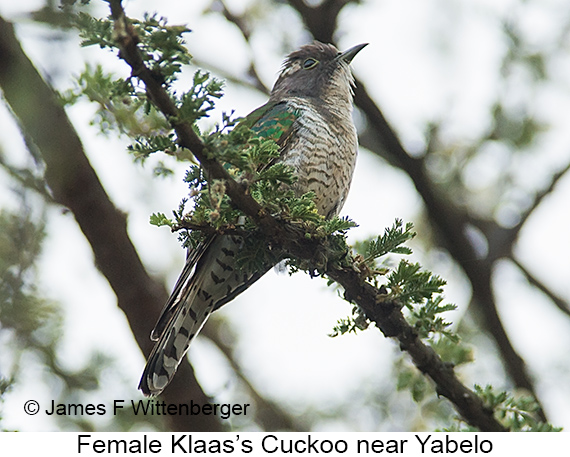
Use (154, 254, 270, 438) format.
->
(139, 41, 367, 396)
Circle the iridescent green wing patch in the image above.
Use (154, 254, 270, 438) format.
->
(249, 102, 298, 144)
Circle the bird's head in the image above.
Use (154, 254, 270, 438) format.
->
(270, 42, 367, 106)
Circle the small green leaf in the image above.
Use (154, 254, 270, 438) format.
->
(149, 212, 173, 227)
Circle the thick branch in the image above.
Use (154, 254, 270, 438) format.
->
(0, 15, 220, 432)
(107, 0, 506, 431)
(282, 0, 546, 422)
(352, 78, 551, 423)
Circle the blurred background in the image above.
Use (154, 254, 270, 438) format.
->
(0, 0, 569, 431)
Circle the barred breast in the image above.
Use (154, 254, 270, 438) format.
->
(282, 98, 358, 219)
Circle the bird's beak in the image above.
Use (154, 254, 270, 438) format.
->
(337, 43, 368, 64)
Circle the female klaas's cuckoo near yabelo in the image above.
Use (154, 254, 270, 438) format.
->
(139, 41, 368, 396)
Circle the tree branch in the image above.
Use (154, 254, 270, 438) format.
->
(508, 160, 570, 247)
(356, 75, 549, 424)
(200, 322, 303, 431)
(203, 1, 270, 95)
(280, 0, 548, 422)
(0, 14, 221, 432)
(107, 0, 507, 431)
(513, 258, 570, 318)
(278, 0, 547, 421)
(287, 0, 357, 43)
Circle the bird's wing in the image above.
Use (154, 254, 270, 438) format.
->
(139, 102, 299, 397)
(139, 103, 296, 395)
(246, 101, 299, 146)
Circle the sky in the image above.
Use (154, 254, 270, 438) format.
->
(1, 0, 570, 431)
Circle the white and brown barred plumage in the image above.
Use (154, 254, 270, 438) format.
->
(139, 42, 367, 396)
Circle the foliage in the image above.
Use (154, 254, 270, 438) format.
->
(331, 220, 458, 350)
(0, 202, 100, 429)
(0, 0, 560, 433)
(68, 5, 562, 433)
(0, 376, 13, 431)
(359, 219, 415, 264)
(62, 63, 171, 139)
(66, 12, 223, 175)
(0, 191, 160, 431)
(75, 11, 192, 85)
(328, 305, 370, 337)
(443, 385, 562, 432)
(70, 11, 449, 312)
(0, 205, 61, 363)
(473, 385, 562, 432)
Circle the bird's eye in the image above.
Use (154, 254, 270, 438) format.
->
(303, 58, 318, 69)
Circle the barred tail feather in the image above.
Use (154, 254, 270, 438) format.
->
(139, 235, 271, 397)
(139, 258, 216, 396)
(149, 236, 215, 342)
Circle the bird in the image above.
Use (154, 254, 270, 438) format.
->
(139, 41, 367, 396)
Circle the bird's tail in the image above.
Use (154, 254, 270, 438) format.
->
(138, 251, 216, 396)
(139, 235, 269, 396)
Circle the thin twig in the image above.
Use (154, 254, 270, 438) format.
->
(173, 220, 251, 238)
(202, 1, 269, 93)
(510, 160, 570, 243)
(513, 258, 570, 317)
